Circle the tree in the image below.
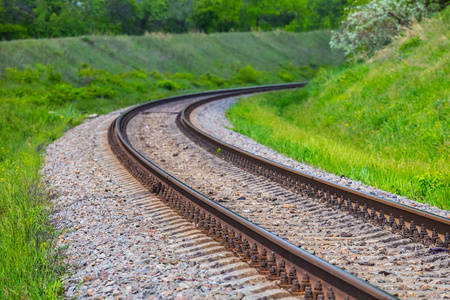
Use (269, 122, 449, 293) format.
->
(240, 0, 279, 30)
(32, 0, 49, 37)
(83, 0, 109, 33)
(308, 0, 347, 29)
(0, 0, 29, 39)
(192, 0, 242, 33)
(0, 0, 364, 40)
(0, 0, 3, 21)
(165, 0, 194, 32)
(330, 0, 439, 56)
(104, 0, 140, 34)
(138, 0, 168, 32)
(47, 3, 87, 37)
(282, 0, 311, 32)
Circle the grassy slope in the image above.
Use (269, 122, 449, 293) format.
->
(0, 30, 343, 298)
(227, 9, 450, 209)
(0, 30, 341, 78)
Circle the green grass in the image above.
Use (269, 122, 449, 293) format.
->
(0, 30, 342, 79)
(0, 30, 343, 298)
(227, 9, 450, 210)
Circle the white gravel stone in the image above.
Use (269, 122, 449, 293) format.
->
(42, 111, 241, 299)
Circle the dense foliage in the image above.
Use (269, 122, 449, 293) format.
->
(0, 0, 349, 40)
(330, 0, 445, 56)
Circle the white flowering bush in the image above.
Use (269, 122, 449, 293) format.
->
(330, 0, 439, 56)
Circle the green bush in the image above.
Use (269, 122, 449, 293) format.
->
(82, 84, 117, 99)
(151, 70, 163, 79)
(6, 67, 41, 84)
(45, 84, 81, 105)
(172, 72, 195, 80)
(46, 67, 63, 84)
(122, 69, 147, 79)
(234, 65, 261, 84)
(196, 73, 227, 88)
(156, 79, 182, 91)
(278, 70, 295, 82)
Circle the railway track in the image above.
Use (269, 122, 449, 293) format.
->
(108, 84, 450, 299)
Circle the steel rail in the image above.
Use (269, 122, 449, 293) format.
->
(109, 84, 397, 300)
(179, 91, 450, 243)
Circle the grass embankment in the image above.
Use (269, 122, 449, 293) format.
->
(0, 31, 343, 298)
(0, 30, 342, 79)
(227, 9, 450, 209)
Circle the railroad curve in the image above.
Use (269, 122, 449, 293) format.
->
(109, 84, 450, 300)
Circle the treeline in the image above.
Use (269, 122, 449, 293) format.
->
(0, 0, 348, 40)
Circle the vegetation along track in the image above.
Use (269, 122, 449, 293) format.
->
(109, 84, 450, 299)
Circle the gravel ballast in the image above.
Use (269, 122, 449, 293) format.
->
(43, 113, 250, 299)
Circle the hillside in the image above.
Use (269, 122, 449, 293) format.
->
(0, 30, 342, 79)
(227, 8, 450, 209)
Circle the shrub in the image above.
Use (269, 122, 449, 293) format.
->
(122, 69, 147, 79)
(300, 65, 317, 78)
(151, 70, 163, 79)
(46, 67, 63, 84)
(234, 65, 261, 84)
(81, 84, 117, 99)
(46, 84, 81, 105)
(172, 72, 194, 80)
(156, 79, 182, 91)
(330, 0, 439, 57)
(197, 73, 226, 87)
(278, 70, 295, 82)
(6, 67, 41, 84)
